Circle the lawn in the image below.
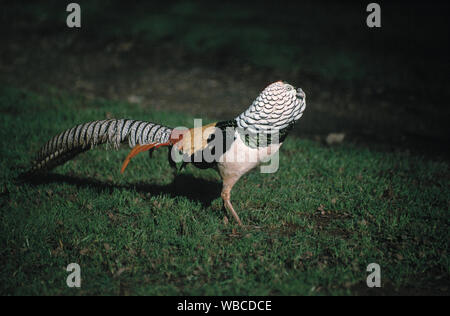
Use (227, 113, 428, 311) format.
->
(0, 86, 448, 295)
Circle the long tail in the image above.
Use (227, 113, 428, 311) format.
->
(28, 119, 173, 174)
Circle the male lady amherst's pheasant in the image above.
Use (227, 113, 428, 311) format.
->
(29, 81, 306, 226)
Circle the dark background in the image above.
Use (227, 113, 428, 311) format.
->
(1, 0, 449, 158)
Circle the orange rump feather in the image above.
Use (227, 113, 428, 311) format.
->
(120, 142, 170, 174)
(120, 130, 184, 174)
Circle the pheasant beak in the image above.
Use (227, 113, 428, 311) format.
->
(296, 88, 305, 101)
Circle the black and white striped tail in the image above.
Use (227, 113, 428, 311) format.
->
(29, 119, 173, 173)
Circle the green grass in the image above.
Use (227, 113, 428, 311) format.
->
(0, 86, 448, 295)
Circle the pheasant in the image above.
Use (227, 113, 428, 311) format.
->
(28, 81, 306, 226)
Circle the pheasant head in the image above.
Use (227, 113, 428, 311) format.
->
(235, 80, 306, 146)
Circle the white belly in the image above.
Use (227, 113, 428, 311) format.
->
(217, 131, 282, 180)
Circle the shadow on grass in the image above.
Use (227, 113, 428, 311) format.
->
(19, 172, 222, 208)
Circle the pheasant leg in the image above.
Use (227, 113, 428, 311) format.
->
(221, 184, 242, 226)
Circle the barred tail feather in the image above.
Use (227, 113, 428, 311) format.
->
(29, 119, 173, 173)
